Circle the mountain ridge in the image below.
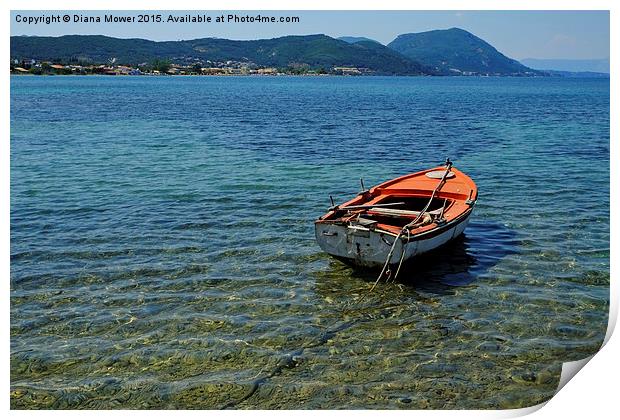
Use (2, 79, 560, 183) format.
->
(337, 36, 382, 45)
(11, 29, 544, 76)
(10, 34, 429, 75)
(387, 28, 538, 75)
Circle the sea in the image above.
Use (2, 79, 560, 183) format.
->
(10, 75, 610, 409)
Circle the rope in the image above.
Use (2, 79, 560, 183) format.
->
(392, 229, 410, 281)
(359, 162, 454, 300)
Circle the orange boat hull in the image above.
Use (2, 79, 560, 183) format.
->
(315, 164, 477, 267)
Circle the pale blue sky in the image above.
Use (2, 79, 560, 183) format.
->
(10, 10, 610, 60)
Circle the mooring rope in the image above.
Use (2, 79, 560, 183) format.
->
(359, 161, 454, 301)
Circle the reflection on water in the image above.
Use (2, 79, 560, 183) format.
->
(335, 220, 518, 292)
(403, 220, 520, 288)
(11, 76, 609, 409)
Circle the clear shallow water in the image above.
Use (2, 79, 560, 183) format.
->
(10, 75, 609, 409)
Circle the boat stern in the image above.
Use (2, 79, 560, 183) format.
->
(314, 221, 409, 268)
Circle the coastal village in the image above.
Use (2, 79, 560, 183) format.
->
(10, 58, 366, 76)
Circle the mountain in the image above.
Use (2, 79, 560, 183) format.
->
(346, 40, 434, 75)
(337, 36, 381, 45)
(520, 58, 609, 74)
(10, 34, 429, 75)
(388, 28, 538, 75)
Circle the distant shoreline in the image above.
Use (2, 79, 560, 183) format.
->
(9, 73, 609, 79)
(9, 30, 550, 77)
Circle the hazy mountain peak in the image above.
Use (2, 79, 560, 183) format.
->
(519, 58, 609, 73)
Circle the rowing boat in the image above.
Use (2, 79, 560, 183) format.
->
(314, 160, 478, 271)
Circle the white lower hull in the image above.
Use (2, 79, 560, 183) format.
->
(315, 212, 472, 268)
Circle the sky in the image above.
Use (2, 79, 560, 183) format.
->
(10, 10, 610, 60)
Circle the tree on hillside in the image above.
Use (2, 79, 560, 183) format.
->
(151, 59, 172, 73)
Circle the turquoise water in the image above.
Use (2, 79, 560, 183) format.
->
(11, 75, 609, 409)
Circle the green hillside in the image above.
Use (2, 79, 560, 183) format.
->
(388, 28, 538, 75)
(10, 34, 430, 75)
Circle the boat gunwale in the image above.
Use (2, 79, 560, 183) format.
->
(316, 165, 477, 215)
(371, 166, 477, 198)
(315, 204, 475, 240)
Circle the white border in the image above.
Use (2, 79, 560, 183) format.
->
(3, 1, 616, 419)
(2, 1, 617, 11)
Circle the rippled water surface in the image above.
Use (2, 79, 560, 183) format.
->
(10, 76, 609, 409)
